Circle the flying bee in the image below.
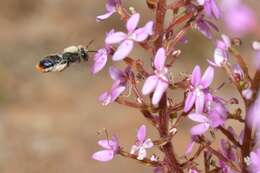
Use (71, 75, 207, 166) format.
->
(36, 41, 95, 73)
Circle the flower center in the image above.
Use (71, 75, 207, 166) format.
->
(155, 67, 168, 78)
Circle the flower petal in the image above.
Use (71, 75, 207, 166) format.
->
(195, 92, 205, 113)
(137, 147, 147, 160)
(201, 66, 214, 88)
(105, 32, 127, 44)
(126, 13, 140, 32)
(154, 48, 166, 71)
(144, 21, 154, 35)
(131, 28, 149, 42)
(190, 123, 210, 135)
(152, 80, 168, 105)
(99, 92, 111, 105)
(96, 11, 115, 21)
(111, 86, 126, 102)
(184, 92, 196, 112)
(109, 66, 123, 81)
(188, 113, 209, 123)
(191, 65, 201, 86)
(91, 48, 108, 74)
(112, 40, 134, 61)
(185, 140, 195, 155)
(137, 125, 146, 142)
(130, 145, 139, 154)
(253, 41, 260, 50)
(197, 0, 205, 5)
(209, 0, 221, 19)
(98, 140, 116, 149)
(142, 75, 158, 95)
(143, 138, 154, 149)
(92, 150, 114, 162)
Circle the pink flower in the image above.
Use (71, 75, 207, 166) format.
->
(188, 113, 211, 135)
(99, 81, 126, 106)
(209, 34, 231, 67)
(105, 13, 154, 60)
(194, 15, 219, 39)
(91, 30, 114, 74)
(206, 96, 228, 127)
(188, 100, 226, 136)
(142, 48, 169, 105)
(222, 1, 256, 36)
(92, 136, 119, 162)
(130, 125, 154, 160)
(99, 66, 131, 105)
(96, 0, 121, 21)
(197, 0, 221, 19)
(184, 65, 214, 113)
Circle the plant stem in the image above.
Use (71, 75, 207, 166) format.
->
(158, 94, 183, 173)
(154, 0, 167, 51)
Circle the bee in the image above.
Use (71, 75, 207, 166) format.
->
(36, 41, 95, 73)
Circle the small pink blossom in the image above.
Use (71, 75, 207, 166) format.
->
(105, 13, 154, 60)
(184, 65, 215, 113)
(222, 1, 256, 36)
(91, 30, 114, 74)
(92, 136, 119, 162)
(96, 0, 121, 21)
(194, 15, 219, 39)
(188, 113, 211, 135)
(209, 34, 231, 67)
(130, 125, 154, 160)
(142, 48, 169, 105)
(99, 66, 131, 105)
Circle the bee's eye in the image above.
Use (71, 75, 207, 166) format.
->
(40, 59, 54, 68)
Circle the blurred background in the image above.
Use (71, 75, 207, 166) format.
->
(0, 0, 259, 173)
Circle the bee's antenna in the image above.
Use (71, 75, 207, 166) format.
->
(87, 50, 97, 53)
(86, 39, 94, 49)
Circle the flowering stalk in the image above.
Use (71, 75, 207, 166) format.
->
(38, 0, 260, 172)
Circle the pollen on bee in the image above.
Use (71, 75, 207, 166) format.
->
(63, 46, 79, 53)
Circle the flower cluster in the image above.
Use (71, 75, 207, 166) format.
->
(42, 0, 260, 172)
(88, 0, 260, 172)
